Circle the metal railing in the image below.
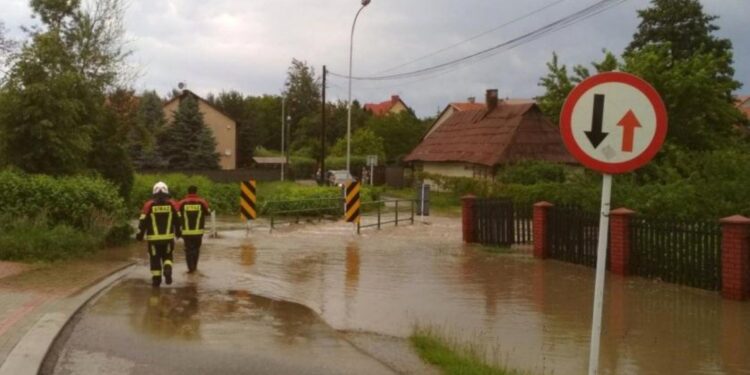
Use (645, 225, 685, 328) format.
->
(357, 199, 416, 234)
(267, 197, 344, 231)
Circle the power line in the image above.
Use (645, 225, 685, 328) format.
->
(330, 0, 627, 82)
(375, 0, 569, 75)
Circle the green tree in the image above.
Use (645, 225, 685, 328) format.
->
(625, 0, 735, 83)
(160, 96, 220, 170)
(537, 51, 618, 125)
(365, 111, 426, 163)
(536, 53, 574, 125)
(283, 59, 321, 153)
(624, 45, 743, 151)
(247, 95, 283, 151)
(212, 90, 253, 166)
(131, 90, 167, 169)
(0, 21, 14, 59)
(90, 104, 134, 198)
(0, 0, 130, 176)
(330, 128, 385, 161)
(623, 0, 742, 150)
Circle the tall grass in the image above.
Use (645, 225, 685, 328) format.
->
(410, 325, 528, 375)
(0, 215, 107, 262)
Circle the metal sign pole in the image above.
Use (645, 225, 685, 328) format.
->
(420, 183, 425, 222)
(588, 173, 612, 375)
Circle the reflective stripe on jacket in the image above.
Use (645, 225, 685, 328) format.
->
(179, 194, 210, 236)
(139, 198, 181, 241)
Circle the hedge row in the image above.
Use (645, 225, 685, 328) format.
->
(0, 169, 126, 229)
(419, 148, 750, 220)
(132, 174, 381, 217)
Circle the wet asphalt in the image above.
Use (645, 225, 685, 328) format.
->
(40, 216, 750, 374)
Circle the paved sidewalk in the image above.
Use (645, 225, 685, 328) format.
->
(0, 245, 139, 365)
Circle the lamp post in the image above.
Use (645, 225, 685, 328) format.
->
(281, 96, 286, 181)
(346, 0, 371, 175)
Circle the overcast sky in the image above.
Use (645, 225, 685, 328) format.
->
(2, 0, 748, 117)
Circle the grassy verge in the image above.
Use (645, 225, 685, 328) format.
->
(410, 326, 526, 375)
(0, 217, 105, 262)
(383, 188, 462, 216)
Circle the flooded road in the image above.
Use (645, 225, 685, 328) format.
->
(48, 217, 750, 374)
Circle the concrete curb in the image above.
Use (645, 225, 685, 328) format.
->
(0, 263, 136, 375)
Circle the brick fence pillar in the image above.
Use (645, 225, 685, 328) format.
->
(720, 215, 750, 301)
(533, 202, 553, 259)
(609, 208, 636, 276)
(461, 195, 477, 243)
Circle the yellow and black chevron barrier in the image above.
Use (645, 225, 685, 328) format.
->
(240, 179, 257, 221)
(345, 180, 361, 223)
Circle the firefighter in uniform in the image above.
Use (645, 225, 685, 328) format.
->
(178, 185, 211, 273)
(136, 182, 181, 287)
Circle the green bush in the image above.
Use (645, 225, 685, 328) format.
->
(131, 173, 237, 214)
(496, 160, 568, 185)
(132, 174, 380, 217)
(0, 169, 126, 229)
(289, 156, 317, 180)
(0, 215, 106, 262)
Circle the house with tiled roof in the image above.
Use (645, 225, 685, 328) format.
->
(364, 95, 410, 117)
(424, 97, 486, 139)
(736, 95, 750, 120)
(404, 89, 574, 180)
(163, 90, 238, 170)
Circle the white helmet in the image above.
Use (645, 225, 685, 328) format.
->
(152, 181, 169, 195)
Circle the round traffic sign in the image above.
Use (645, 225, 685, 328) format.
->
(560, 72, 667, 174)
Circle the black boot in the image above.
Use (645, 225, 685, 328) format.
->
(152, 276, 161, 288)
(164, 265, 173, 285)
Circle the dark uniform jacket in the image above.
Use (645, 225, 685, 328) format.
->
(178, 194, 211, 237)
(138, 196, 182, 242)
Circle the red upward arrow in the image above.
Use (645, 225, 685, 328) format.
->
(617, 110, 641, 152)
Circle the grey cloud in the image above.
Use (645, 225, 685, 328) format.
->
(2, 0, 748, 116)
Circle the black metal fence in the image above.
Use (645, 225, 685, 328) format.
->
(547, 206, 600, 267)
(267, 198, 343, 230)
(630, 216, 722, 291)
(473, 199, 533, 247)
(358, 199, 416, 233)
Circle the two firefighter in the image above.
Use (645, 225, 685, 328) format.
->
(136, 182, 210, 287)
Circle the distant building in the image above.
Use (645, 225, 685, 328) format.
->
(404, 89, 574, 180)
(163, 90, 238, 170)
(736, 95, 750, 120)
(425, 97, 486, 139)
(364, 95, 410, 117)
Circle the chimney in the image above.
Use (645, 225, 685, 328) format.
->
(391, 95, 400, 104)
(467, 97, 476, 104)
(486, 89, 499, 112)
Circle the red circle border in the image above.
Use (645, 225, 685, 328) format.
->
(559, 72, 668, 174)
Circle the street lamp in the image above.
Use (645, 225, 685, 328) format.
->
(346, 0, 371, 175)
(281, 96, 286, 181)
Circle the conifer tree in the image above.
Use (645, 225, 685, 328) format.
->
(161, 96, 219, 170)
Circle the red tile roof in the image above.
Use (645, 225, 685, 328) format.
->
(364, 95, 407, 117)
(450, 102, 486, 112)
(736, 95, 750, 119)
(405, 101, 575, 166)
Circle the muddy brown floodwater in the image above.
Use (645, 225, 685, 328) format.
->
(209, 217, 750, 375)
(51, 216, 750, 374)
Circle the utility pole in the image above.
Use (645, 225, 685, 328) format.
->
(320, 65, 327, 185)
(281, 96, 285, 181)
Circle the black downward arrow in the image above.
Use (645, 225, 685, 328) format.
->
(584, 94, 609, 148)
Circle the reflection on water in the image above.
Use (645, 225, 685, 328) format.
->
(189, 218, 750, 375)
(136, 285, 201, 340)
(240, 244, 256, 266)
(345, 242, 360, 292)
